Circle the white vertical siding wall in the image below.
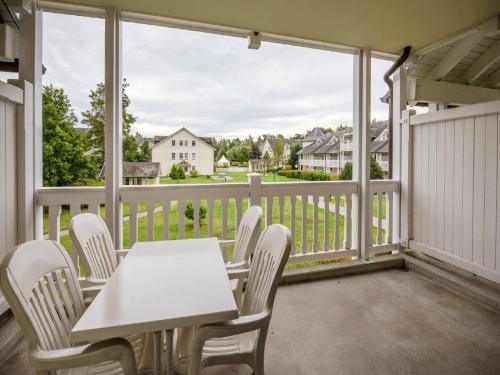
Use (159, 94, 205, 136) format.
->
(409, 100, 500, 283)
(0, 90, 20, 313)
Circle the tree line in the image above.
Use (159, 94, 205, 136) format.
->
(43, 80, 151, 187)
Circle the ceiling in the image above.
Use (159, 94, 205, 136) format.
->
(41, 0, 500, 55)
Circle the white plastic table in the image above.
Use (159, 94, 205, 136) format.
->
(71, 238, 238, 375)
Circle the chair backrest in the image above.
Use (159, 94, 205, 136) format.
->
(232, 206, 263, 264)
(0, 240, 85, 351)
(69, 213, 118, 282)
(240, 224, 291, 316)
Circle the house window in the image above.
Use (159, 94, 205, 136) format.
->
(192, 140, 196, 146)
(185, 140, 188, 146)
(172, 140, 175, 146)
(192, 153, 196, 160)
(179, 140, 184, 146)
(172, 153, 175, 159)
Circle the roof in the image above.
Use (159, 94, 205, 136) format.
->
(99, 162, 160, 178)
(54, 1, 500, 55)
(303, 127, 324, 141)
(371, 140, 389, 153)
(152, 127, 215, 150)
(217, 155, 230, 164)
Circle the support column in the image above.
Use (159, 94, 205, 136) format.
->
(18, 3, 43, 240)
(353, 48, 371, 261)
(105, 8, 123, 247)
(391, 67, 407, 245)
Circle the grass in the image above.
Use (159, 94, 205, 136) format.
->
(160, 171, 300, 184)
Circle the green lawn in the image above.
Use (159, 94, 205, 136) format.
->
(160, 171, 300, 184)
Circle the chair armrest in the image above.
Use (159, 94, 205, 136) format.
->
(116, 249, 129, 257)
(225, 261, 247, 270)
(30, 338, 137, 375)
(227, 268, 249, 280)
(82, 284, 104, 299)
(218, 240, 234, 248)
(196, 311, 271, 340)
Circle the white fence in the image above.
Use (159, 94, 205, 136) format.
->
(404, 100, 500, 283)
(37, 176, 399, 274)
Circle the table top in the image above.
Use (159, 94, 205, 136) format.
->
(71, 238, 238, 343)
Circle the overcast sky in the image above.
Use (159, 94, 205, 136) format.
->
(40, 12, 392, 139)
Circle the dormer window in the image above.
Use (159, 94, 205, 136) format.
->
(172, 140, 175, 146)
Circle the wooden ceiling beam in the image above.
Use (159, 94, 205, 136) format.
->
(480, 68, 500, 88)
(458, 38, 500, 84)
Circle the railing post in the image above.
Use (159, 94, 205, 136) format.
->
(353, 48, 372, 261)
(104, 7, 123, 248)
(248, 173, 262, 207)
(18, 3, 43, 240)
(400, 109, 416, 248)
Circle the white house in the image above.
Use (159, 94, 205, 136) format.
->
(260, 137, 298, 165)
(152, 127, 215, 176)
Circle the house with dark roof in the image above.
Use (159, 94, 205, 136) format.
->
(260, 136, 301, 165)
(98, 162, 161, 185)
(298, 122, 389, 176)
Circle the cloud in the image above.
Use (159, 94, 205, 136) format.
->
(41, 12, 391, 139)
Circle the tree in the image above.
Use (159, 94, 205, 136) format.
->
(42, 85, 96, 186)
(271, 138, 284, 165)
(335, 124, 352, 132)
(81, 79, 140, 167)
(339, 158, 385, 180)
(169, 164, 185, 179)
(138, 139, 151, 162)
(250, 143, 261, 159)
(237, 145, 250, 163)
(263, 151, 271, 165)
(185, 201, 207, 225)
(288, 144, 302, 168)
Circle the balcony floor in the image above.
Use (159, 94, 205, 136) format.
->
(2, 269, 500, 375)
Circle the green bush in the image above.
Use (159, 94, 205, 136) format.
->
(278, 169, 331, 181)
(190, 169, 199, 178)
(184, 201, 207, 224)
(339, 158, 384, 180)
(169, 164, 186, 180)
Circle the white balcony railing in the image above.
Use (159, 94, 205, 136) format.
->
(36, 177, 400, 274)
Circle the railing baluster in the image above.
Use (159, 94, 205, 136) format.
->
(278, 196, 284, 224)
(129, 201, 138, 247)
(207, 199, 214, 237)
(178, 200, 185, 239)
(48, 205, 61, 242)
(301, 194, 307, 254)
(88, 204, 100, 215)
(334, 193, 341, 250)
(386, 192, 393, 244)
(163, 201, 170, 240)
(377, 193, 383, 245)
(193, 199, 200, 238)
(312, 195, 319, 252)
(69, 203, 80, 219)
(146, 201, 155, 241)
(290, 196, 296, 255)
(323, 194, 330, 251)
(344, 193, 352, 249)
(235, 198, 242, 231)
(266, 196, 273, 226)
(221, 199, 228, 240)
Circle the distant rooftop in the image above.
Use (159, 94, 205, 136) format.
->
(99, 162, 160, 178)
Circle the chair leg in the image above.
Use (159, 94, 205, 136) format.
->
(187, 335, 203, 375)
(253, 327, 268, 375)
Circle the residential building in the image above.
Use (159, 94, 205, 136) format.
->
(151, 127, 215, 175)
(298, 122, 389, 176)
(260, 137, 300, 165)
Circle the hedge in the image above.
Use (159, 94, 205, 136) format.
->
(278, 169, 331, 181)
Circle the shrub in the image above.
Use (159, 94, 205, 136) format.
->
(278, 169, 331, 181)
(339, 158, 384, 180)
(184, 201, 207, 224)
(169, 164, 186, 179)
(190, 169, 199, 178)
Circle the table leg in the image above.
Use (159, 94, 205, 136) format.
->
(153, 331, 163, 375)
(165, 329, 174, 375)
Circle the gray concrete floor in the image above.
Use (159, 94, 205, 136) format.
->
(2, 269, 500, 375)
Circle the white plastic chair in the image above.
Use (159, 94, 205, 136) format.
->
(0, 240, 138, 375)
(178, 224, 291, 375)
(69, 213, 153, 370)
(223, 205, 263, 307)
